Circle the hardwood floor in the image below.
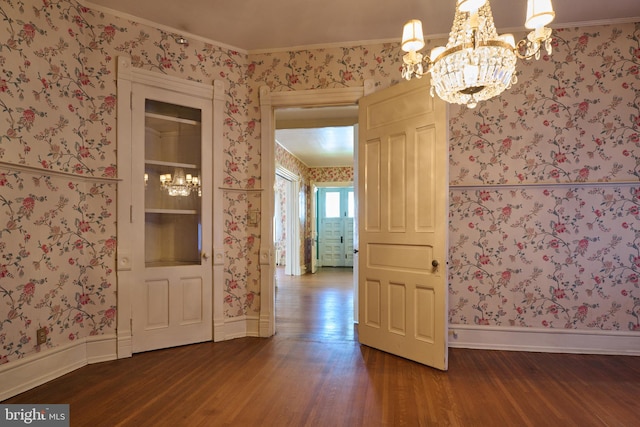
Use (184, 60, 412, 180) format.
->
(4, 267, 640, 426)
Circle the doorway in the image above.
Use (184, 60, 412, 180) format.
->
(317, 187, 355, 267)
(273, 105, 358, 335)
(258, 82, 370, 337)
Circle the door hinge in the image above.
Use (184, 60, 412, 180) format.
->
(130, 92, 133, 110)
(129, 205, 133, 223)
(130, 318, 133, 334)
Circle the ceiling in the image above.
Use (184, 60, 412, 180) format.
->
(275, 106, 357, 168)
(86, 0, 640, 167)
(87, 0, 640, 52)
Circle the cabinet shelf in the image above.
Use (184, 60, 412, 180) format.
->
(145, 159, 198, 169)
(145, 208, 198, 215)
(145, 112, 200, 132)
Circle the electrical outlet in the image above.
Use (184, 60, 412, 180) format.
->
(36, 327, 47, 345)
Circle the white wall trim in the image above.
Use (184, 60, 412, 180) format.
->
(0, 335, 117, 401)
(449, 325, 640, 356)
(219, 316, 261, 340)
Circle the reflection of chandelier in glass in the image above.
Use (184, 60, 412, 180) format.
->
(160, 168, 201, 197)
(401, 0, 555, 108)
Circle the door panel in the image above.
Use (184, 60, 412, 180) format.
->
(318, 188, 354, 267)
(358, 77, 448, 370)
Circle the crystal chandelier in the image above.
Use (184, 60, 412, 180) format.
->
(401, 0, 555, 108)
(159, 168, 201, 197)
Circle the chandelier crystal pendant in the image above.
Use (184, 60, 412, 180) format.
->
(401, 0, 555, 108)
(159, 168, 201, 197)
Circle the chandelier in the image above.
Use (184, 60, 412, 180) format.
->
(159, 168, 201, 197)
(401, 0, 555, 108)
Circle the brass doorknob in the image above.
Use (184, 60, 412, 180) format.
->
(432, 260, 439, 268)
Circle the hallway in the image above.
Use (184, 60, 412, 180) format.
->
(276, 267, 354, 341)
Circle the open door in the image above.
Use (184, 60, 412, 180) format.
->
(357, 77, 448, 370)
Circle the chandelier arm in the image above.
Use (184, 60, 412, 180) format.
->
(515, 39, 539, 60)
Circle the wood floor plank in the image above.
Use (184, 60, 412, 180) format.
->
(3, 268, 640, 426)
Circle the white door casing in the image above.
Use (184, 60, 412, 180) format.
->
(117, 56, 225, 356)
(357, 77, 449, 370)
(259, 83, 373, 336)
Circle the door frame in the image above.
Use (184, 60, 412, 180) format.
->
(275, 166, 301, 276)
(258, 81, 374, 337)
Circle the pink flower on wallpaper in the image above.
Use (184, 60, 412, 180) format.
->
(103, 238, 116, 254)
(555, 152, 568, 163)
(102, 25, 116, 42)
(575, 239, 589, 255)
(103, 166, 116, 177)
(576, 305, 589, 321)
(20, 109, 36, 130)
(78, 146, 90, 158)
(21, 197, 35, 216)
(20, 23, 36, 43)
(21, 282, 35, 299)
(78, 293, 91, 305)
(104, 308, 116, 320)
(78, 220, 91, 232)
(554, 87, 567, 97)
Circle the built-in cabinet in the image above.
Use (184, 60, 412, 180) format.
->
(117, 56, 226, 357)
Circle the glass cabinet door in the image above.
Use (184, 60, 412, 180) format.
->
(143, 99, 202, 267)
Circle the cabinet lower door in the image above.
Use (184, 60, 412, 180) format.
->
(133, 266, 211, 352)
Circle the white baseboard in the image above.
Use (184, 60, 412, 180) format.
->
(0, 334, 117, 401)
(219, 316, 261, 340)
(449, 325, 640, 356)
(117, 332, 132, 358)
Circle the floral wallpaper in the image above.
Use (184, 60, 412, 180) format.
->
(447, 25, 640, 330)
(308, 167, 354, 183)
(251, 23, 640, 332)
(0, 0, 638, 369)
(0, 1, 119, 365)
(274, 174, 287, 266)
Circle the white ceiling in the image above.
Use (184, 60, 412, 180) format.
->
(87, 0, 640, 51)
(275, 106, 357, 168)
(86, 0, 640, 167)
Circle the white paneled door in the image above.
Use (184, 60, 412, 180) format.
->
(130, 82, 213, 353)
(318, 188, 354, 267)
(357, 77, 448, 370)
